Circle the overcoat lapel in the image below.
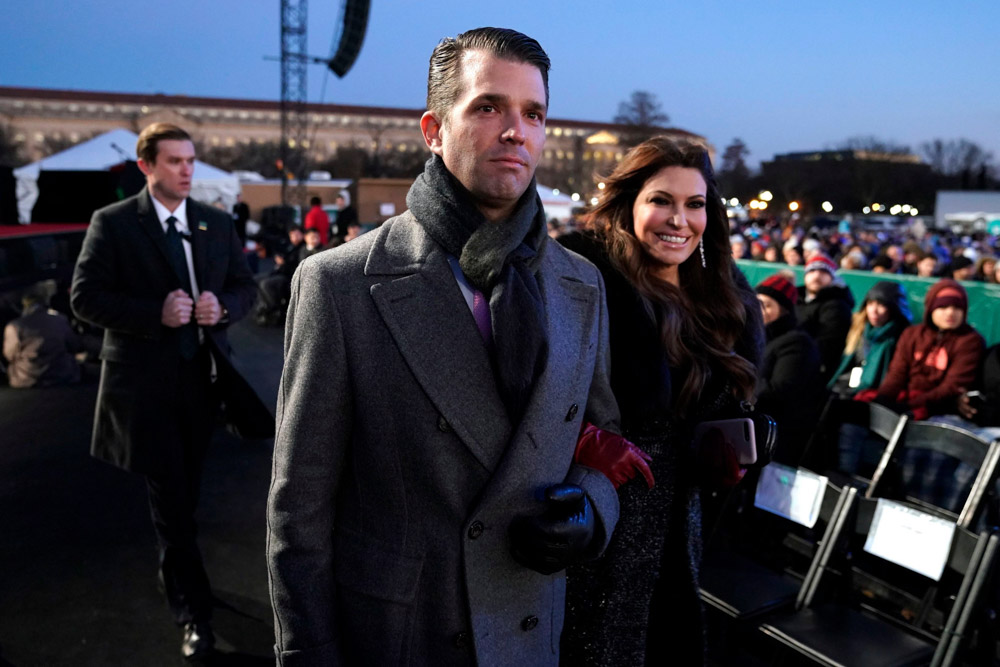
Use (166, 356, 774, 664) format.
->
(367, 217, 512, 472)
(135, 188, 180, 283)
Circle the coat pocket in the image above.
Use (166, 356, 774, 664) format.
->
(333, 531, 424, 665)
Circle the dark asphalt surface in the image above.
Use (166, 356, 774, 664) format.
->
(0, 319, 284, 667)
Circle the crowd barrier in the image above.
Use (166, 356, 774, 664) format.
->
(737, 260, 1000, 347)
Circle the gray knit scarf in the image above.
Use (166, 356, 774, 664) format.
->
(406, 155, 549, 422)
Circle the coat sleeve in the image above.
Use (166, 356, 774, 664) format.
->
(70, 209, 163, 337)
(267, 259, 352, 666)
(757, 334, 820, 407)
(876, 327, 916, 402)
(574, 264, 620, 556)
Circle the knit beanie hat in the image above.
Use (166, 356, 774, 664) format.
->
(804, 253, 838, 277)
(756, 274, 797, 313)
(864, 280, 912, 323)
(928, 284, 967, 313)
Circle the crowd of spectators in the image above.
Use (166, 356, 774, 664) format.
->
(728, 215, 1000, 283)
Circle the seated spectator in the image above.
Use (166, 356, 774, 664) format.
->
(750, 240, 765, 260)
(763, 245, 780, 263)
(916, 251, 938, 278)
(901, 240, 923, 275)
(782, 239, 803, 266)
(870, 255, 894, 273)
(343, 220, 363, 243)
(796, 253, 855, 383)
(755, 274, 823, 464)
(730, 234, 747, 260)
(802, 237, 822, 261)
(947, 255, 974, 281)
(947, 344, 1000, 439)
(972, 255, 996, 283)
(256, 226, 305, 326)
(3, 284, 83, 388)
(839, 251, 866, 271)
(865, 279, 985, 420)
(829, 281, 911, 398)
(300, 227, 325, 259)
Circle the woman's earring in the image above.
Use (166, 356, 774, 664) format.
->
(700, 238, 707, 268)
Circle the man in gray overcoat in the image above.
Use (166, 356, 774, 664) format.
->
(267, 28, 621, 666)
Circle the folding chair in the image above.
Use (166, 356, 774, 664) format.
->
(801, 397, 908, 491)
(866, 421, 1000, 529)
(700, 463, 857, 622)
(759, 495, 1000, 667)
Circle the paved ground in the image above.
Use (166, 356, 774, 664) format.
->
(0, 320, 284, 667)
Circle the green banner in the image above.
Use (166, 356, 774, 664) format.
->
(737, 260, 1000, 347)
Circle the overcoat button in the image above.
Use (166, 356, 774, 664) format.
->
(453, 631, 470, 648)
(438, 415, 451, 433)
(565, 404, 579, 421)
(521, 615, 539, 631)
(468, 521, 484, 539)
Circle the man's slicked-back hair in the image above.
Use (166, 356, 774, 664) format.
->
(426, 27, 550, 120)
(136, 122, 192, 164)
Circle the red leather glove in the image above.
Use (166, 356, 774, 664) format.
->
(574, 422, 654, 489)
(697, 427, 747, 488)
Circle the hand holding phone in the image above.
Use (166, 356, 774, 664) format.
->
(694, 418, 757, 466)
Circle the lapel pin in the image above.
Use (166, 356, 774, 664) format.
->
(198, 221, 208, 232)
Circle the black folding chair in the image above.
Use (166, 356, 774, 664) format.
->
(866, 421, 1000, 529)
(760, 494, 1000, 667)
(700, 463, 858, 622)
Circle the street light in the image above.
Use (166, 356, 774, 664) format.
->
(749, 200, 760, 209)
(759, 190, 773, 202)
(789, 201, 800, 212)
(729, 198, 739, 207)
(759, 201, 769, 210)
(597, 182, 606, 190)
(571, 193, 581, 202)
(821, 201, 833, 213)
(863, 206, 872, 214)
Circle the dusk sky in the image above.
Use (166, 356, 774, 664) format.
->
(3, 0, 998, 168)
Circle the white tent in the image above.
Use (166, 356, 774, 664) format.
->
(13, 128, 240, 223)
(537, 183, 580, 222)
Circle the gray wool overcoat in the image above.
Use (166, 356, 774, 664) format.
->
(267, 211, 621, 667)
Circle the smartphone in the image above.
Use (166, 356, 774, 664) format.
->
(694, 417, 757, 466)
(965, 390, 986, 410)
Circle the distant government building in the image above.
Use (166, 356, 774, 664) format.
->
(0, 85, 705, 195)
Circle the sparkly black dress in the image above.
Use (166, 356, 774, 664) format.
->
(557, 233, 763, 667)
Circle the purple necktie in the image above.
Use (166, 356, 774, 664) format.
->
(472, 289, 493, 347)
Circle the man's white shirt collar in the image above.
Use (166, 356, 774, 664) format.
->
(151, 195, 190, 235)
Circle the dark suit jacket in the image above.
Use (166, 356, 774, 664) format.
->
(71, 187, 259, 473)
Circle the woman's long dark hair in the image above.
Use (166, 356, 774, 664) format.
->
(586, 136, 757, 412)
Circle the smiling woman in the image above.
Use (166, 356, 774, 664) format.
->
(558, 136, 764, 666)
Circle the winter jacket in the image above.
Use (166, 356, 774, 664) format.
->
(796, 283, 855, 383)
(756, 312, 823, 464)
(875, 280, 985, 418)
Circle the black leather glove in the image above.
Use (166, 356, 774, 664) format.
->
(509, 483, 595, 575)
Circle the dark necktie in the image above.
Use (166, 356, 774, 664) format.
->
(165, 215, 198, 360)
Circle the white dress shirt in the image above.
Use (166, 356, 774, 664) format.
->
(150, 195, 201, 300)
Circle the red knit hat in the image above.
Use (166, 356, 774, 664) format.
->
(804, 252, 838, 277)
(756, 274, 798, 313)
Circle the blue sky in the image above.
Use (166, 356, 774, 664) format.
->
(2, 0, 998, 167)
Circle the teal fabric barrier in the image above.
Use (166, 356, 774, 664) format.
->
(737, 260, 1000, 347)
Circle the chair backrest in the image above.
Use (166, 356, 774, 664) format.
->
(867, 421, 1000, 528)
(801, 397, 908, 488)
